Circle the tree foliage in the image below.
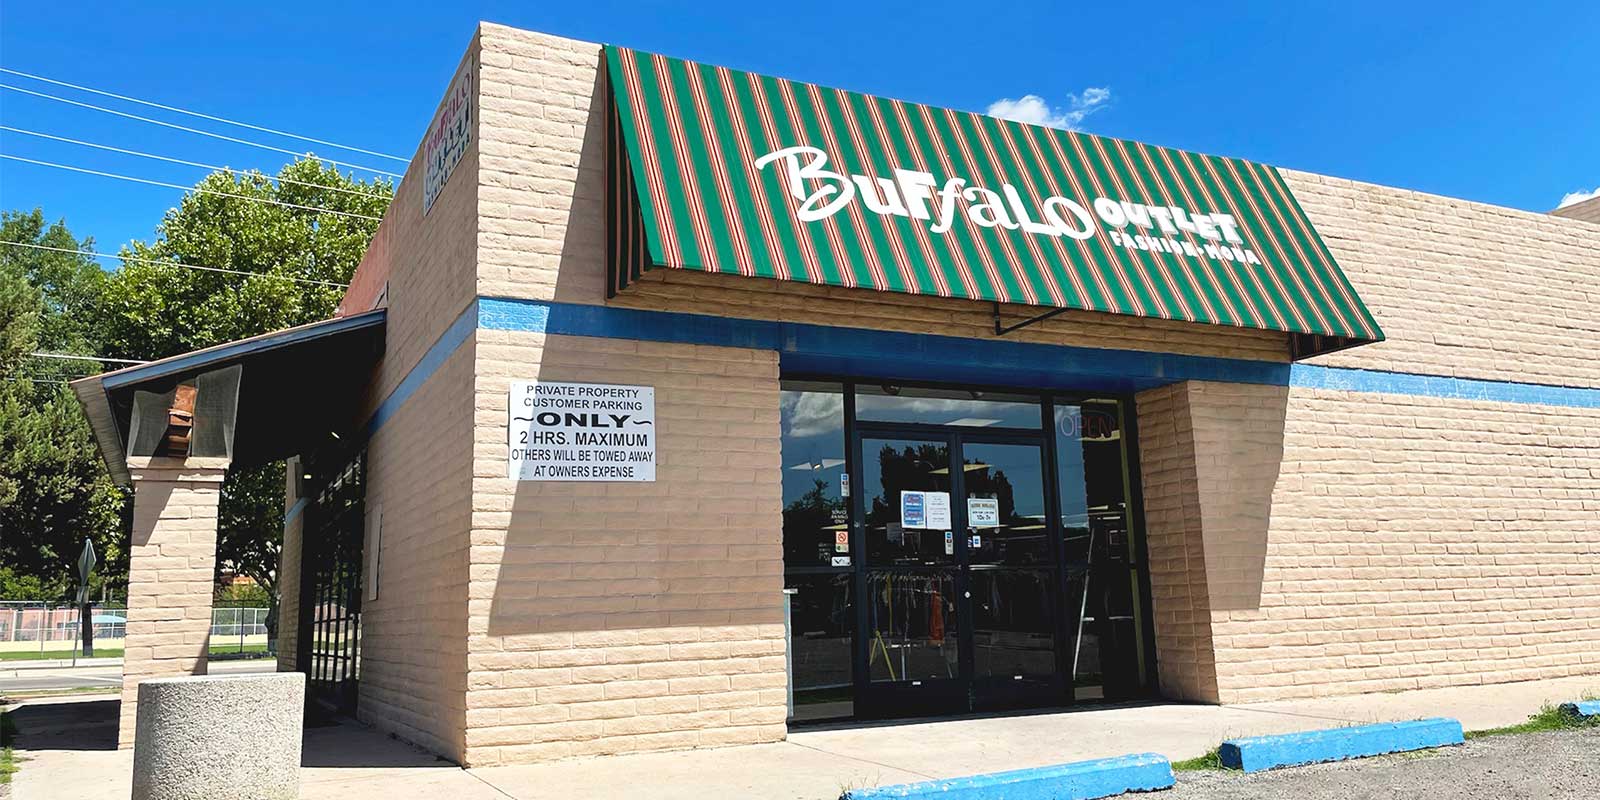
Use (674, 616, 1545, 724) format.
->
(2, 159, 390, 611)
(0, 213, 123, 601)
(96, 158, 391, 623)
(99, 159, 390, 360)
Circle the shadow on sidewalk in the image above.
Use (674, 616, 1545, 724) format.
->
(7, 696, 452, 771)
(8, 699, 119, 751)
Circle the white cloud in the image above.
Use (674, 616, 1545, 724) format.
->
(985, 88, 1112, 131)
(1558, 186, 1600, 208)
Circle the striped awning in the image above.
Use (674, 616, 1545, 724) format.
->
(605, 46, 1383, 358)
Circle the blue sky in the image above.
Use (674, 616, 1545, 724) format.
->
(2, 1, 1597, 256)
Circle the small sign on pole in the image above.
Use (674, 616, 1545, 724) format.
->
(76, 538, 98, 661)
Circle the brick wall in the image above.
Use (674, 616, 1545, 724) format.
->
(471, 23, 1290, 364)
(275, 458, 302, 673)
(1133, 383, 1217, 702)
(1210, 387, 1600, 701)
(1286, 171, 1600, 388)
(356, 339, 478, 758)
(330, 33, 484, 759)
(1551, 195, 1600, 225)
(450, 21, 1600, 756)
(119, 457, 228, 747)
(463, 331, 786, 765)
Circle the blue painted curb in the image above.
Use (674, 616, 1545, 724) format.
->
(839, 753, 1174, 800)
(1559, 700, 1600, 719)
(1219, 718, 1464, 773)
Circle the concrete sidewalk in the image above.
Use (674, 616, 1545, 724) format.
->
(9, 675, 1599, 800)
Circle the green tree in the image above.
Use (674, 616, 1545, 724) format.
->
(98, 158, 392, 640)
(0, 209, 106, 357)
(0, 233, 123, 602)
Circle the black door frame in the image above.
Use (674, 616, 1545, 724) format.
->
(786, 376, 1162, 723)
(849, 420, 1065, 718)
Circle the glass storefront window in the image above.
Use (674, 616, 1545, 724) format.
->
(855, 385, 1042, 429)
(780, 382, 847, 569)
(786, 574, 855, 720)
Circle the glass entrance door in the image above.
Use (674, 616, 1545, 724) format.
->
(856, 433, 965, 716)
(853, 429, 1064, 717)
(960, 439, 1067, 710)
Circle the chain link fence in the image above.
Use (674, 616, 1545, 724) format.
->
(0, 601, 271, 659)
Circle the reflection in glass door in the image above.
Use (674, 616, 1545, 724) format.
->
(855, 431, 1068, 715)
(961, 440, 1066, 710)
(857, 435, 965, 716)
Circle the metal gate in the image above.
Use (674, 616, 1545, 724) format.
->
(296, 449, 365, 716)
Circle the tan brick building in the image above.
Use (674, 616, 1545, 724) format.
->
(77, 22, 1598, 765)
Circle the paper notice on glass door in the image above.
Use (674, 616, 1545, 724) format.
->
(968, 497, 1000, 529)
(924, 492, 952, 530)
(900, 491, 926, 529)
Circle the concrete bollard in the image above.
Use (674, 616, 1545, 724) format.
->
(131, 672, 305, 800)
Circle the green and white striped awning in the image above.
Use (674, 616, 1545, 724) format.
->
(604, 45, 1383, 357)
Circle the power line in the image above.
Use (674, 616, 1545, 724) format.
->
(0, 241, 351, 288)
(0, 83, 404, 178)
(0, 154, 385, 222)
(30, 352, 147, 364)
(1, 125, 388, 199)
(0, 66, 408, 163)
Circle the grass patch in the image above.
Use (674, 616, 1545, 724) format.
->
(1171, 747, 1227, 772)
(0, 648, 125, 662)
(1465, 702, 1600, 740)
(0, 643, 270, 662)
(2, 705, 18, 785)
(1, 686, 120, 701)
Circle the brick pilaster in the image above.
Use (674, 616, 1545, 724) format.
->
(118, 456, 229, 748)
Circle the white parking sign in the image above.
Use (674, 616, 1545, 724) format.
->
(507, 381, 656, 481)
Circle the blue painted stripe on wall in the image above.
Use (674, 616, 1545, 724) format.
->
(841, 753, 1174, 800)
(477, 297, 1289, 393)
(477, 297, 1600, 408)
(365, 297, 1600, 435)
(1291, 364, 1600, 409)
(365, 299, 479, 437)
(1219, 718, 1464, 773)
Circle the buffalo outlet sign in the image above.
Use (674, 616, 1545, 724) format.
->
(605, 45, 1385, 353)
(508, 381, 656, 481)
(753, 145, 1265, 267)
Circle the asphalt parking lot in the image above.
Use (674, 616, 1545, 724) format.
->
(1169, 727, 1600, 799)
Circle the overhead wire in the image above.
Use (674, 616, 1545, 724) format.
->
(0, 66, 407, 163)
(0, 241, 351, 288)
(0, 125, 389, 199)
(0, 154, 385, 222)
(0, 83, 404, 178)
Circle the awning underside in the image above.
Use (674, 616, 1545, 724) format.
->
(72, 310, 385, 484)
(604, 45, 1384, 358)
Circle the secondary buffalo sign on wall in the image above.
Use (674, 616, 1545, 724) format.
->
(508, 381, 656, 481)
(424, 56, 474, 215)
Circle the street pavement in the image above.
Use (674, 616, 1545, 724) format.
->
(0, 656, 274, 695)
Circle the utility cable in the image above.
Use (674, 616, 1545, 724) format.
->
(0, 83, 403, 178)
(29, 352, 147, 364)
(1, 125, 387, 198)
(0, 154, 384, 222)
(0, 241, 351, 288)
(0, 66, 407, 162)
